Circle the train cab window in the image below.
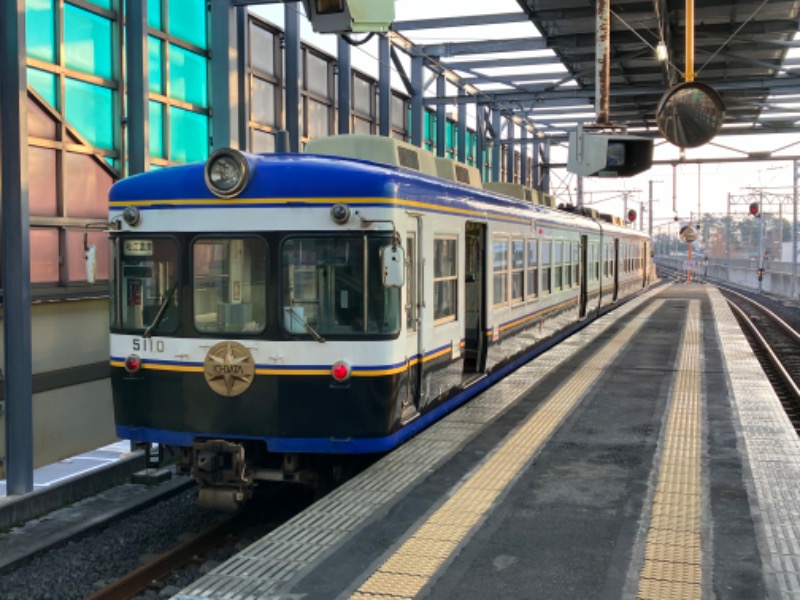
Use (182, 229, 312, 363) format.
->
(192, 238, 267, 334)
(541, 240, 552, 295)
(116, 237, 180, 333)
(553, 241, 563, 291)
(511, 240, 524, 304)
(526, 239, 538, 299)
(434, 237, 458, 323)
(492, 237, 509, 306)
(282, 235, 401, 336)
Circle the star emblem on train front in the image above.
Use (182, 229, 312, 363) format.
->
(204, 341, 255, 397)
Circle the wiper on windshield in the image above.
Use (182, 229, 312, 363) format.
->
(143, 280, 179, 338)
(285, 306, 325, 343)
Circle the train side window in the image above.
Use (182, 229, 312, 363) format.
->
(572, 242, 580, 286)
(406, 233, 417, 332)
(433, 236, 458, 323)
(590, 242, 599, 281)
(553, 241, 563, 291)
(193, 238, 267, 334)
(526, 239, 538, 299)
(541, 240, 552, 295)
(511, 239, 524, 304)
(492, 237, 509, 306)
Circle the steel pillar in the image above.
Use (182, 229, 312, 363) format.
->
(457, 88, 466, 163)
(285, 5, 301, 152)
(410, 54, 424, 147)
(211, 0, 240, 151)
(378, 34, 391, 137)
(491, 110, 501, 182)
(476, 109, 484, 176)
(1, 0, 34, 495)
(337, 36, 351, 134)
(506, 122, 514, 183)
(436, 74, 446, 156)
(520, 128, 528, 186)
(125, 0, 149, 174)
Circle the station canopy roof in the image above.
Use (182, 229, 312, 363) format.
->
(391, 0, 800, 140)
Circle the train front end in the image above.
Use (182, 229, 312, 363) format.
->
(108, 149, 406, 510)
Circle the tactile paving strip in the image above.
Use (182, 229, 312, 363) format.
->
(175, 287, 666, 600)
(637, 299, 703, 600)
(350, 300, 665, 600)
(709, 287, 800, 599)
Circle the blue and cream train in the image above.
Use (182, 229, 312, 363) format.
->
(108, 134, 655, 510)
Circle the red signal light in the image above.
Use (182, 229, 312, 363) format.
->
(125, 354, 142, 373)
(627, 209, 637, 223)
(331, 360, 351, 382)
(749, 202, 760, 217)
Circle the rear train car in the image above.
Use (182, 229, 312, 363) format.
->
(108, 134, 655, 510)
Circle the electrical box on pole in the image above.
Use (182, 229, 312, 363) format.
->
(567, 124, 653, 178)
(300, 0, 394, 34)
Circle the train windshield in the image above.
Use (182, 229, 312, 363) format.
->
(282, 234, 401, 336)
(116, 237, 180, 333)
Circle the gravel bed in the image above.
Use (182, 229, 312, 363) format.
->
(0, 482, 313, 600)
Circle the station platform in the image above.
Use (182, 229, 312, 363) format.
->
(175, 284, 800, 600)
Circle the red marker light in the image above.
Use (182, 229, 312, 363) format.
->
(125, 354, 142, 373)
(331, 360, 351, 382)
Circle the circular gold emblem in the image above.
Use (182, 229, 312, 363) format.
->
(204, 341, 255, 397)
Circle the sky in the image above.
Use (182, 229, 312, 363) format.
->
(251, 0, 800, 233)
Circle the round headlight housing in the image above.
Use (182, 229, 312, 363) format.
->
(204, 149, 250, 198)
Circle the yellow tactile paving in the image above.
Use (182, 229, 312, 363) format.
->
(349, 300, 665, 600)
(637, 299, 704, 600)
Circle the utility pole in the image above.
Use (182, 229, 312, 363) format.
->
(648, 180, 654, 238)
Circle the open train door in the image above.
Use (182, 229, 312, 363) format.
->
(579, 234, 589, 318)
(463, 222, 487, 379)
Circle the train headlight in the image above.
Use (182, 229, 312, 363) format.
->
(125, 354, 142, 373)
(330, 203, 351, 225)
(331, 360, 351, 382)
(205, 149, 250, 198)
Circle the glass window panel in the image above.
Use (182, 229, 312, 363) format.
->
(434, 279, 456, 321)
(307, 99, 330, 139)
(554, 240, 563, 263)
(169, 107, 208, 162)
(67, 230, 109, 282)
(252, 130, 275, 153)
(27, 67, 58, 109)
(493, 240, 508, 271)
(85, 0, 112, 9)
(28, 146, 58, 217)
(250, 23, 275, 76)
(169, 45, 208, 107)
(64, 5, 112, 79)
(27, 96, 57, 139)
(391, 95, 405, 129)
(149, 101, 165, 158)
(511, 271, 523, 301)
(512, 240, 524, 268)
(541, 240, 551, 264)
(148, 0, 162, 29)
(493, 274, 507, 304)
(353, 76, 372, 114)
(353, 118, 371, 135)
(65, 78, 114, 149)
(252, 77, 276, 126)
(434, 239, 457, 277)
(119, 238, 180, 332)
(306, 53, 330, 97)
(168, 0, 206, 48)
(30, 228, 60, 283)
(148, 36, 163, 94)
(193, 238, 267, 334)
(64, 151, 114, 219)
(26, 0, 55, 62)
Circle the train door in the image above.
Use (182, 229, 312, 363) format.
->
(579, 234, 589, 318)
(642, 241, 649, 287)
(402, 222, 423, 423)
(463, 222, 487, 378)
(613, 238, 620, 301)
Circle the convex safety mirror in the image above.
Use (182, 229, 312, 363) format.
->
(381, 244, 405, 288)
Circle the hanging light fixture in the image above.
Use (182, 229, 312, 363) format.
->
(656, 41, 668, 62)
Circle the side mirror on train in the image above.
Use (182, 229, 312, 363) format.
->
(381, 244, 405, 288)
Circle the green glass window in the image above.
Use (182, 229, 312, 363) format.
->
(27, 67, 58, 108)
(64, 4, 112, 79)
(26, 0, 55, 62)
(148, 36, 163, 94)
(169, 45, 207, 107)
(169, 107, 208, 163)
(84, 0, 112, 9)
(65, 78, 114, 149)
(149, 101, 165, 158)
(169, 0, 206, 49)
(148, 0, 162, 28)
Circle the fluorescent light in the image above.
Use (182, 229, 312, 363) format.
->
(656, 41, 668, 62)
